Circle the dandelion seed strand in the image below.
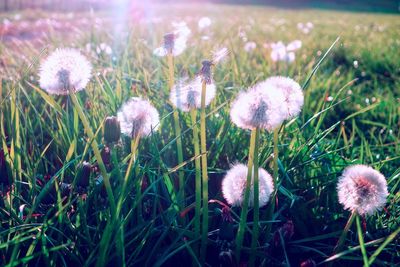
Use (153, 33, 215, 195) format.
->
(235, 128, 257, 263)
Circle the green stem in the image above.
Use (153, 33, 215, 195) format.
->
(265, 128, 279, 239)
(249, 128, 260, 267)
(332, 211, 356, 257)
(190, 109, 202, 241)
(199, 80, 209, 263)
(368, 226, 400, 265)
(167, 53, 185, 213)
(235, 129, 257, 263)
(356, 215, 369, 267)
(70, 93, 116, 215)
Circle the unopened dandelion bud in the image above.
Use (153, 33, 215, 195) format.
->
(104, 116, 121, 144)
(76, 161, 92, 188)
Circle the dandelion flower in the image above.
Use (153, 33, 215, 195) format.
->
(244, 41, 257, 52)
(337, 165, 388, 216)
(222, 164, 274, 207)
(198, 17, 212, 30)
(117, 97, 160, 138)
(154, 22, 190, 57)
(263, 76, 304, 118)
(170, 77, 216, 112)
(270, 41, 301, 63)
(230, 83, 286, 131)
(39, 48, 92, 95)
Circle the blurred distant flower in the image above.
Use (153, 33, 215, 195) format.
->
(39, 48, 92, 95)
(170, 77, 216, 112)
(117, 97, 160, 139)
(337, 165, 388, 216)
(230, 82, 286, 131)
(297, 22, 314, 34)
(222, 164, 274, 207)
(270, 40, 301, 63)
(244, 41, 257, 52)
(198, 16, 212, 30)
(263, 76, 304, 119)
(153, 22, 190, 57)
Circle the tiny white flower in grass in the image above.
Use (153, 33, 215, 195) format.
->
(263, 76, 304, 119)
(244, 41, 257, 52)
(222, 164, 274, 208)
(170, 77, 216, 112)
(39, 48, 92, 95)
(117, 97, 160, 139)
(230, 83, 286, 131)
(337, 165, 388, 216)
(198, 17, 211, 30)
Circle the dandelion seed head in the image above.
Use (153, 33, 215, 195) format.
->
(39, 48, 92, 95)
(170, 77, 216, 112)
(337, 164, 388, 216)
(263, 76, 304, 119)
(244, 41, 257, 52)
(117, 97, 160, 139)
(153, 23, 190, 57)
(222, 164, 274, 208)
(198, 17, 212, 30)
(230, 84, 286, 131)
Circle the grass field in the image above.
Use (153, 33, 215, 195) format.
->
(0, 3, 399, 266)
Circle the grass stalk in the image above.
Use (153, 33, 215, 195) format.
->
(356, 215, 369, 267)
(332, 211, 357, 257)
(235, 128, 257, 263)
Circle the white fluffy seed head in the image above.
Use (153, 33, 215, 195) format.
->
(169, 77, 216, 112)
(230, 82, 287, 131)
(263, 76, 304, 119)
(117, 97, 160, 139)
(337, 164, 388, 216)
(222, 164, 274, 208)
(39, 48, 92, 95)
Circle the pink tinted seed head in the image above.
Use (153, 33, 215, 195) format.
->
(222, 164, 274, 208)
(337, 164, 388, 216)
(39, 48, 92, 95)
(117, 97, 160, 139)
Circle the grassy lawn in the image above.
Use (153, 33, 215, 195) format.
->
(0, 3, 399, 266)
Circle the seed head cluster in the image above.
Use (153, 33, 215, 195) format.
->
(337, 164, 388, 216)
(222, 164, 274, 208)
(39, 48, 92, 95)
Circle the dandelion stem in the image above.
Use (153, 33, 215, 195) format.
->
(235, 128, 257, 263)
(249, 127, 260, 267)
(356, 215, 370, 267)
(265, 127, 279, 239)
(190, 109, 202, 241)
(200, 79, 209, 263)
(70, 92, 116, 215)
(167, 53, 185, 213)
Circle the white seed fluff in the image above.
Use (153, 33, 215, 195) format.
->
(337, 165, 388, 216)
(230, 82, 286, 131)
(263, 76, 304, 119)
(39, 48, 92, 95)
(170, 77, 216, 112)
(117, 97, 160, 138)
(222, 164, 274, 208)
